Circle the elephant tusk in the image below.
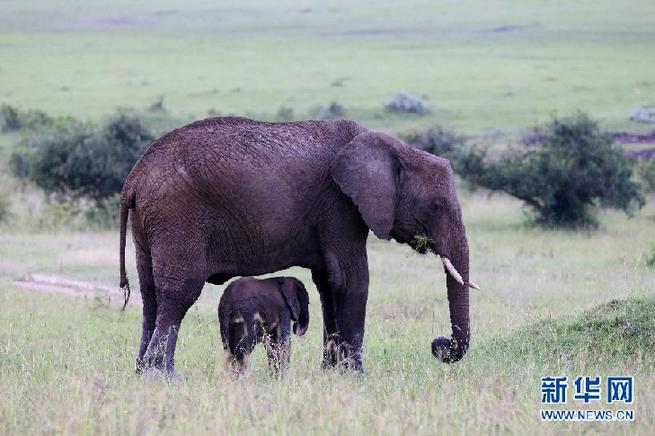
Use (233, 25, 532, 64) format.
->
(441, 256, 464, 285)
(441, 256, 479, 290)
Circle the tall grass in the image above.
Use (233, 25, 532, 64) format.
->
(1, 192, 653, 434)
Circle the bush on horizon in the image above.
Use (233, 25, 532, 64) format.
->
(1, 103, 57, 132)
(9, 112, 154, 205)
(403, 125, 465, 159)
(410, 114, 645, 227)
(456, 113, 644, 227)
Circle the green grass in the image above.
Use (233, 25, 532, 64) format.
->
(0, 273, 653, 434)
(488, 297, 655, 365)
(1, 0, 654, 133)
(1, 1, 655, 433)
(1, 193, 654, 434)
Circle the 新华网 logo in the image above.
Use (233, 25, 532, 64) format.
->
(539, 375, 634, 422)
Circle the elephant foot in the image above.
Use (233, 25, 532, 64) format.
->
(135, 357, 150, 375)
(137, 355, 181, 381)
(226, 354, 250, 379)
(321, 340, 365, 374)
(337, 359, 366, 375)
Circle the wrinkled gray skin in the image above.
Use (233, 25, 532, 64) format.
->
(119, 116, 471, 375)
(218, 276, 309, 376)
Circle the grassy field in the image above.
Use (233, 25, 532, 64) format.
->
(1, 0, 655, 434)
(1, 0, 655, 133)
(1, 193, 654, 434)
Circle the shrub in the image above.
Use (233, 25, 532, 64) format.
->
(148, 95, 166, 112)
(0, 193, 9, 224)
(10, 112, 154, 202)
(312, 101, 346, 119)
(83, 194, 122, 228)
(35, 199, 84, 230)
(457, 113, 645, 227)
(384, 92, 430, 114)
(331, 78, 346, 87)
(647, 246, 655, 267)
(1, 104, 55, 132)
(403, 125, 464, 159)
(0, 104, 20, 131)
(637, 157, 655, 192)
(275, 106, 295, 121)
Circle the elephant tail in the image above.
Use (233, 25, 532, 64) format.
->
(119, 192, 135, 312)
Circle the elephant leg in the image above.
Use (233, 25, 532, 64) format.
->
(143, 275, 204, 376)
(135, 249, 156, 374)
(327, 247, 369, 373)
(314, 250, 369, 373)
(312, 268, 339, 368)
(332, 284, 368, 372)
(265, 323, 290, 377)
(227, 354, 249, 377)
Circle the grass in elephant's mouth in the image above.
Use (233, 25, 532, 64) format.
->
(1, 193, 654, 434)
(409, 233, 432, 255)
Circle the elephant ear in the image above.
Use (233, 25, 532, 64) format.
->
(330, 132, 398, 240)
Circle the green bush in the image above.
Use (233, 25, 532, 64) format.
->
(40, 196, 121, 230)
(403, 125, 464, 159)
(10, 112, 154, 202)
(457, 114, 644, 227)
(0, 193, 9, 224)
(384, 92, 430, 114)
(637, 157, 655, 192)
(275, 106, 295, 121)
(1, 104, 55, 132)
(647, 247, 655, 267)
(83, 194, 121, 228)
(311, 101, 346, 119)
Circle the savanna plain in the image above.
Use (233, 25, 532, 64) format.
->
(0, 1, 654, 434)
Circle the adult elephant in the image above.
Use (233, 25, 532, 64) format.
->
(119, 117, 477, 375)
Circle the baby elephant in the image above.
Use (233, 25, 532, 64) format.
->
(218, 276, 309, 376)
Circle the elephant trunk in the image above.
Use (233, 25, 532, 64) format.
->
(432, 233, 470, 363)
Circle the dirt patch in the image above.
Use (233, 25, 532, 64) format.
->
(13, 281, 91, 297)
(613, 131, 655, 144)
(152, 10, 178, 17)
(487, 25, 525, 33)
(625, 147, 655, 159)
(341, 28, 400, 36)
(613, 131, 655, 159)
(12, 273, 133, 304)
(61, 10, 226, 30)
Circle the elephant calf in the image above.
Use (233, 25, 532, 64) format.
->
(218, 276, 309, 376)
